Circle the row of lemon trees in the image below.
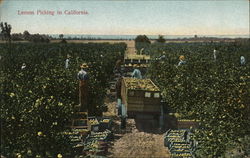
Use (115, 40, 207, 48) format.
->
(147, 41, 250, 157)
(0, 42, 126, 157)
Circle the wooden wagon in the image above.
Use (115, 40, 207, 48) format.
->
(121, 77, 162, 118)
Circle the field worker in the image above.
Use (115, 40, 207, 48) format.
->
(120, 103, 127, 129)
(140, 48, 144, 55)
(77, 63, 89, 111)
(116, 75, 122, 100)
(65, 54, 70, 69)
(21, 63, 26, 70)
(178, 55, 186, 66)
(213, 49, 217, 61)
(159, 55, 166, 60)
(131, 68, 142, 79)
(156, 52, 166, 61)
(114, 59, 122, 74)
(116, 75, 122, 115)
(240, 56, 246, 65)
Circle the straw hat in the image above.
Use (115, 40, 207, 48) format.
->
(179, 55, 185, 60)
(80, 63, 88, 68)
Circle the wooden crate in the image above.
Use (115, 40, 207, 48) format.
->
(177, 120, 199, 129)
(71, 119, 88, 129)
(125, 54, 151, 60)
(74, 112, 88, 119)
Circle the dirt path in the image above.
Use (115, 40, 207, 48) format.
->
(127, 46, 136, 55)
(103, 100, 170, 158)
(103, 40, 170, 157)
(108, 119, 170, 158)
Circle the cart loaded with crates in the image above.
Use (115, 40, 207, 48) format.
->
(120, 77, 162, 119)
(123, 54, 151, 77)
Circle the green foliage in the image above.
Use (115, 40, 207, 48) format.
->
(135, 35, 151, 44)
(135, 35, 151, 53)
(0, 42, 126, 157)
(147, 41, 250, 157)
(156, 35, 166, 43)
(0, 22, 12, 42)
(59, 34, 64, 40)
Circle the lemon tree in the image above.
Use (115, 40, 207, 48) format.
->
(0, 42, 126, 157)
(147, 41, 250, 157)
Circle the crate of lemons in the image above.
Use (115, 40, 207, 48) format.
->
(124, 63, 149, 68)
(88, 117, 113, 132)
(63, 129, 89, 149)
(124, 78, 160, 91)
(88, 117, 100, 132)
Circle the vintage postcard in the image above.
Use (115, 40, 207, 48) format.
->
(0, 0, 249, 158)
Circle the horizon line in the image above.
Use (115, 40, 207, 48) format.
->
(19, 33, 250, 36)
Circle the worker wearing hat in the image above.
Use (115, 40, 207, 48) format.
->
(159, 51, 166, 61)
(77, 63, 89, 111)
(178, 55, 186, 66)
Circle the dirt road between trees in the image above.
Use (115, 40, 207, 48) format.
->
(102, 41, 170, 157)
(104, 101, 170, 158)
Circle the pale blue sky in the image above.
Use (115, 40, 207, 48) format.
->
(0, 0, 249, 35)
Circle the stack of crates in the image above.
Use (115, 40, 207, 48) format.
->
(83, 129, 113, 157)
(84, 116, 113, 157)
(63, 128, 90, 156)
(164, 129, 196, 158)
(67, 112, 90, 154)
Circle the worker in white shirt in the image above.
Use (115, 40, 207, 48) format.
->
(65, 54, 70, 69)
(213, 49, 217, 61)
(240, 56, 246, 65)
(21, 63, 26, 70)
(140, 48, 144, 55)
